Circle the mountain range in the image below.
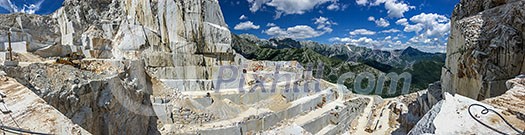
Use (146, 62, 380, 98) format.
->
(232, 34, 446, 97)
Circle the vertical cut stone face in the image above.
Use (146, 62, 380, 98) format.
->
(0, 0, 235, 134)
(442, 0, 525, 100)
(36, 0, 235, 80)
(0, 0, 232, 59)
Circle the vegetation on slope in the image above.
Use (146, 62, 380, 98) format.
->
(232, 34, 445, 97)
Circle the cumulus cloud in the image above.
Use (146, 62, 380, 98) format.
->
(314, 16, 336, 33)
(234, 21, 261, 30)
(239, 15, 248, 20)
(330, 37, 375, 44)
(331, 35, 410, 51)
(331, 34, 446, 52)
(247, 0, 339, 18)
(398, 13, 451, 37)
(327, 2, 347, 11)
(381, 28, 401, 33)
(383, 13, 451, 52)
(356, 0, 368, 5)
(395, 18, 408, 25)
(349, 29, 377, 36)
(383, 0, 413, 18)
(368, 16, 375, 21)
(332, 13, 449, 53)
(265, 25, 325, 39)
(267, 23, 277, 27)
(330, 36, 395, 50)
(264, 17, 335, 39)
(327, 3, 339, 10)
(0, 0, 44, 14)
(355, 0, 414, 18)
(247, 0, 272, 12)
(368, 16, 390, 27)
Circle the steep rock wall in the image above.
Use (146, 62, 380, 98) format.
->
(0, 0, 232, 64)
(3, 61, 158, 135)
(442, 0, 525, 100)
(0, 0, 233, 134)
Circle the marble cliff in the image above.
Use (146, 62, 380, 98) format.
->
(442, 0, 525, 100)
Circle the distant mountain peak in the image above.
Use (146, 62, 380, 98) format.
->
(402, 46, 426, 56)
(405, 46, 417, 50)
(268, 37, 301, 49)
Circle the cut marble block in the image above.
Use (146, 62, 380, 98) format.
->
(0, 52, 6, 61)
(3, 41, 27, 52)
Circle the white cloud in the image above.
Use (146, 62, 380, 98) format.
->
(263, 17, 334, 39)
(239, 15, 248, 20)
(330, 37, 375, 44)
(0, 0, 16, 12)
(369, 13, 450, 52)
(327, 3, 339, 10)
(247, 0, 339, 18)
(0, 0, 44, 14)
(247, 0, 272, 12)
(330, 37, 390, 50)
(403, 24, 423, 33)
(314, 16, 336, 33)
(327, 2, 347, 11)
(349, 29, 377, 36)
(234, 21, 261, 30)
(398, 13, 451, 37)
(356, 0, 368, 5)
(368, 17, 390, 27)
(355, 0, 414, 18)
(381, 28, 401, 33)
(368, 16, 375, 21)
(331, 35, 411, 51)
(267, 23, 277, 27)
(265, 25, 326, 39)
(330, 34, 446, 52)
(392, 36, 400, 40)
(383, 0, 414, 18)
(395, 18, 408, 25)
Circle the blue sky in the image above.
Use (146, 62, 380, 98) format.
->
(0, 0, 459, 52)
(0, 0, 63, 14)
(220, 0, 460, 52)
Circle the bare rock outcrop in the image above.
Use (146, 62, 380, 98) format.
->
(442, 0, 525, 100)
(409, 77, 525, 134)
(3, 61, 158, 135)
(0, 0, 233, 134)
(483, 77, 525, 121)
(0, 76, 90, 135)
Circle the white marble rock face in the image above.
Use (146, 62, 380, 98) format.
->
(441, 0, 525, 100)
(0, 0, 234, 134)
(0, 0, 232, 59)
(28, 0, 235, 81)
